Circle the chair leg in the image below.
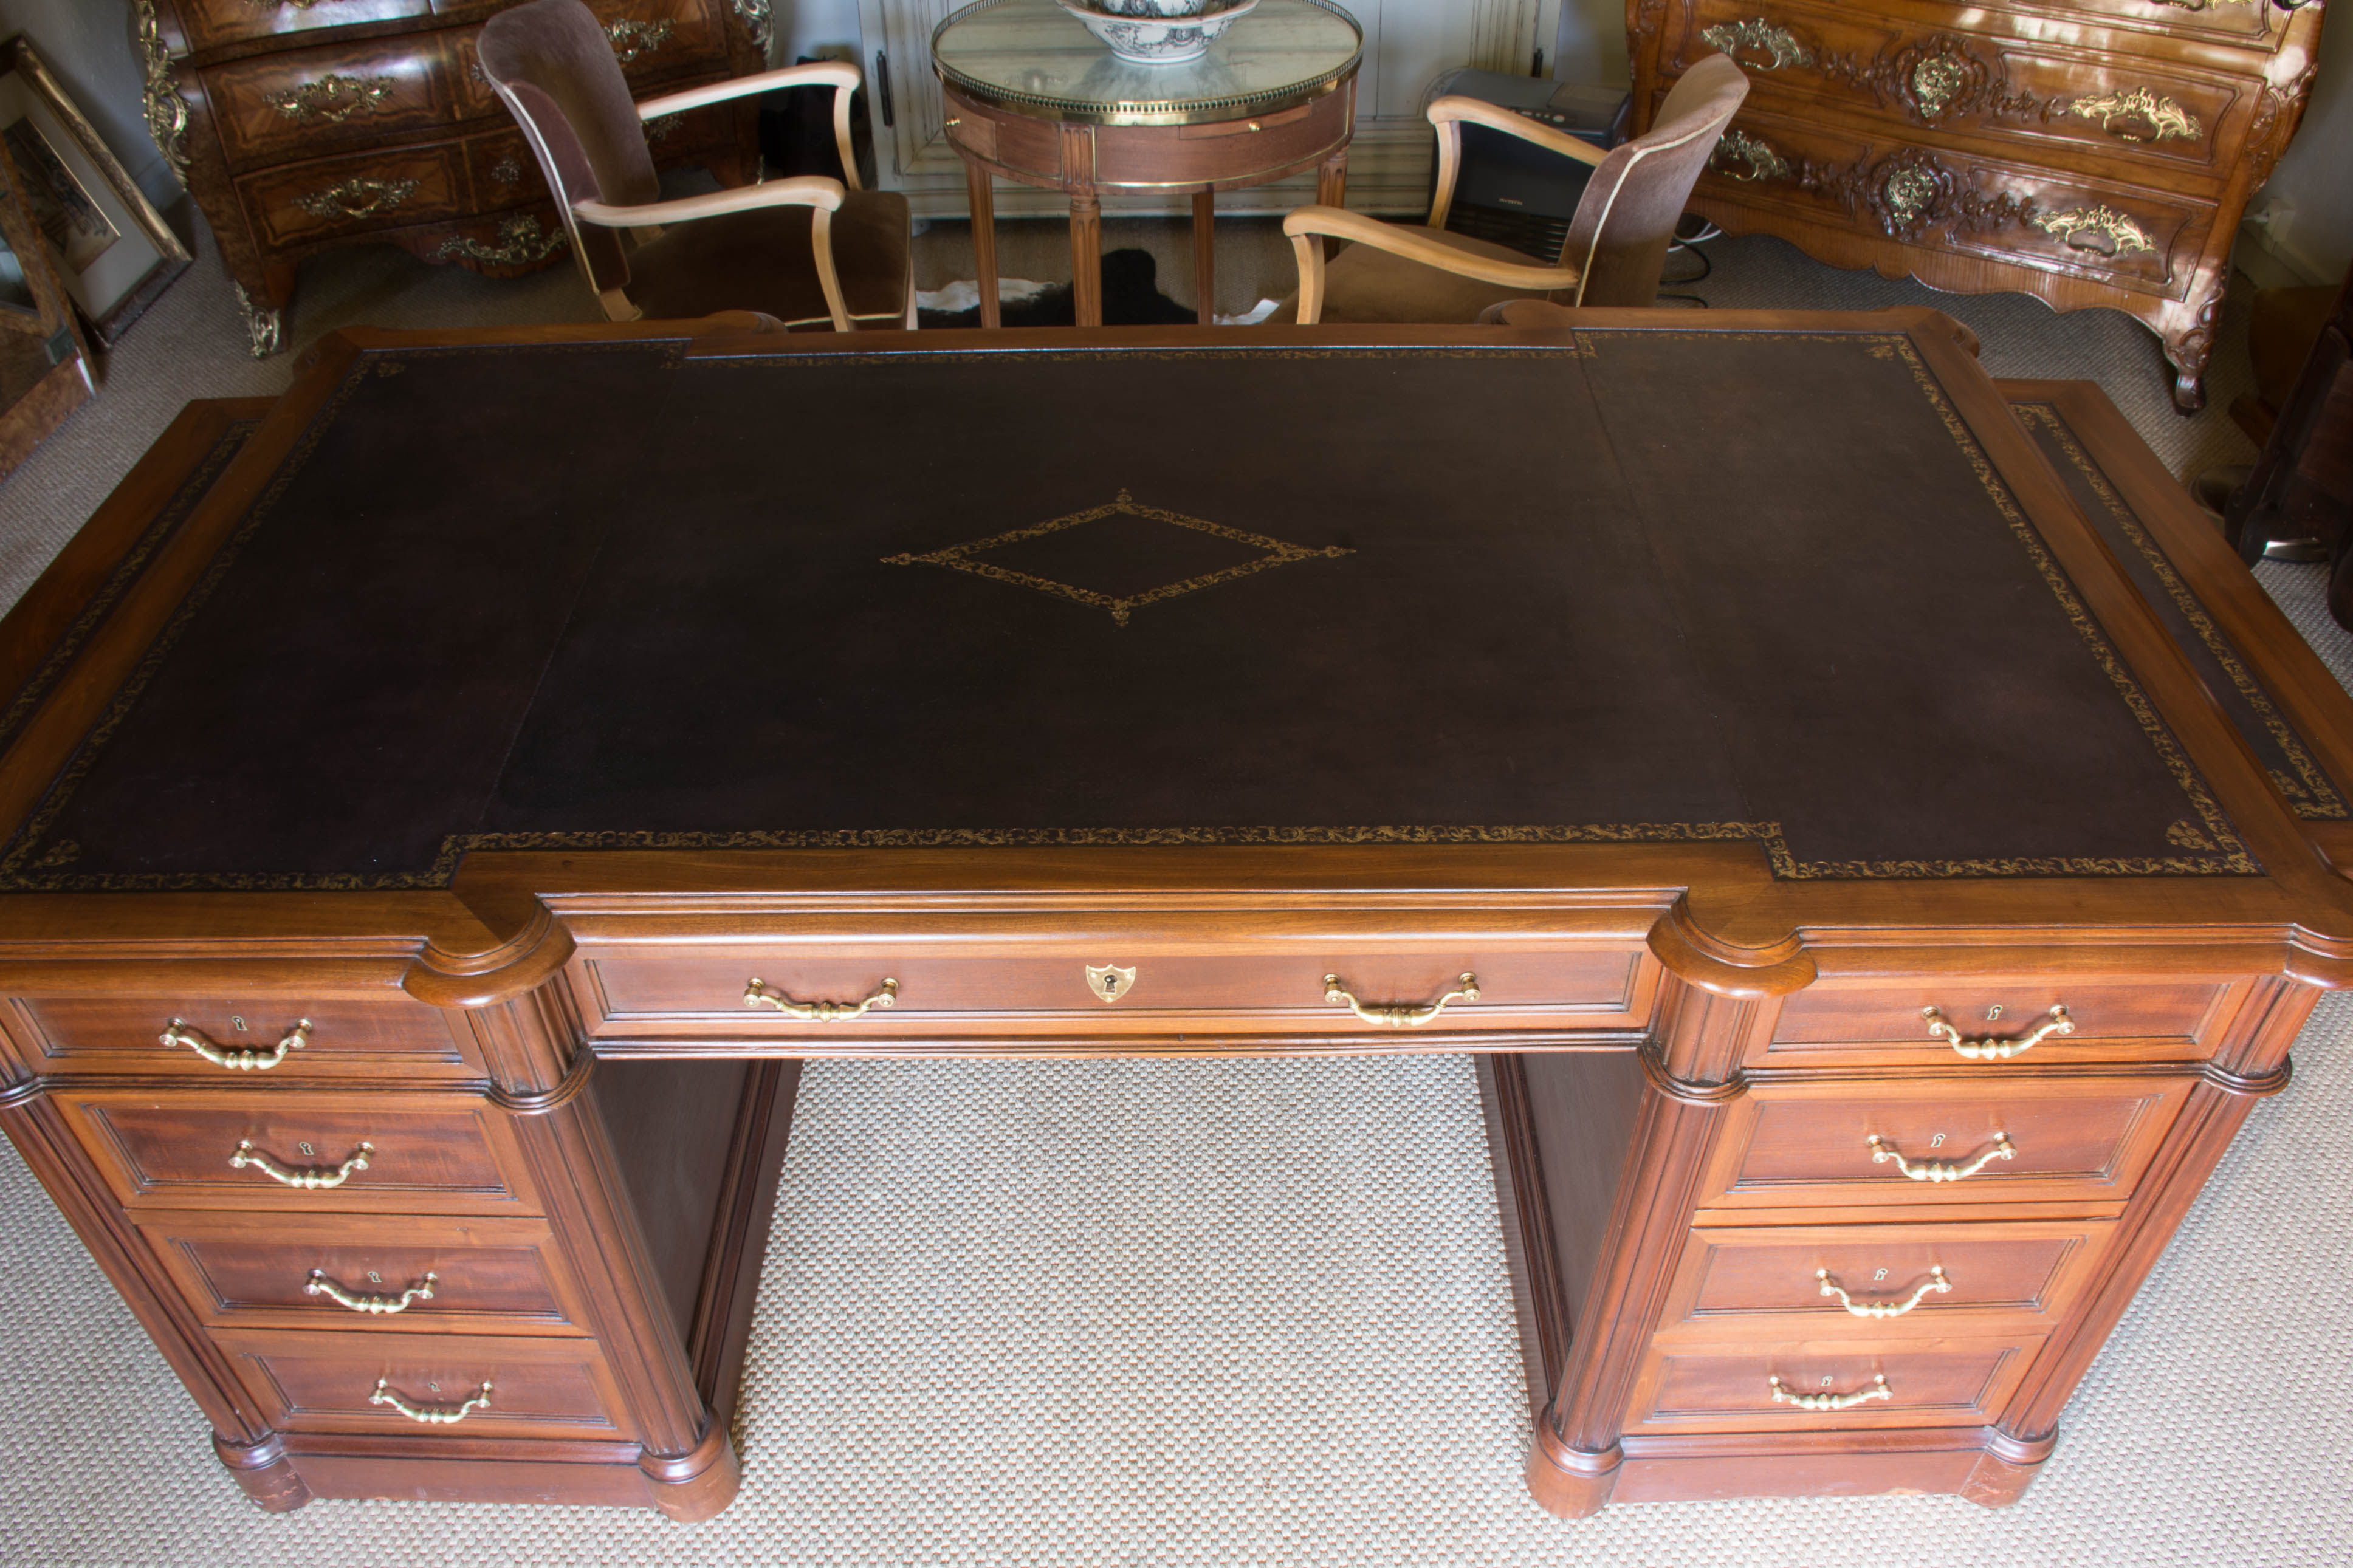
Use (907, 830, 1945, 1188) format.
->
(904, 270, 918, 331)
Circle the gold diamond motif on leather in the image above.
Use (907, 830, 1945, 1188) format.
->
(883, 490, 1353, 626)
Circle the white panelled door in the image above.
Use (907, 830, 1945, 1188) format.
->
(855, 0, 1559, 216)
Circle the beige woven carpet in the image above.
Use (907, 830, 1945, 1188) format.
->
(1, 221, 2349, 1567)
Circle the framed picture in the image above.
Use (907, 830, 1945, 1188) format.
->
(0, 36, 190, 348)
(0, 121, 93, 480)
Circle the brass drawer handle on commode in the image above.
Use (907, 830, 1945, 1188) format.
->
(743, 976, 898, 1021)
(1817, 1265, 1949, 1318)
(1323, 972, 1479, 1027)
(369, 1379, 490, 1425)
(230, 1139, 372, 1190)
(1770, 1373, 1891, 1412)
(308, 1268, 435, 1315)
(1867, 1131, 2014, 1183)
(1923, 1003, 2073, 1060)
(162, 1016, 311, 1070)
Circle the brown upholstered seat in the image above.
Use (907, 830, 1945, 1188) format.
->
(480, 0, 912, 329)
(1276, 55, 1748, 325)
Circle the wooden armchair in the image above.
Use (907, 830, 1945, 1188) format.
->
(480, 0, 913, 330)
(1276, 55, 1748, 324)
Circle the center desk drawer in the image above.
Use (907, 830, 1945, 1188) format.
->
(55, 1088, 538, 1216)
(1697, 1073, 2197, 1212)
(213, 1327, 633, 1442)
(140, 1212, 586, 1335)
(1657, 1218, 2118, 1339)
(573, 946, 1657, 1040)
(3, 995, 481, 1080)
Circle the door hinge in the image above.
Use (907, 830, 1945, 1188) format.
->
(875, 50, 893, 127)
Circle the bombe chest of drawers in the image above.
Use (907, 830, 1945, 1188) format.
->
(136, 0, 771, 355)
(1634, 0, 2327, 410)
(2, 315, 2352, 1520)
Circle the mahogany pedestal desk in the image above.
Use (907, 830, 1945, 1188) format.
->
(932, 0, 1361, 327)
(3, 313, 2352, 1522)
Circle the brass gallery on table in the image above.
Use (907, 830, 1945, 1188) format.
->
(2, 309, 2351, 1524)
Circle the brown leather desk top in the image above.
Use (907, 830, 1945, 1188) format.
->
(0, 318, 2269, 891)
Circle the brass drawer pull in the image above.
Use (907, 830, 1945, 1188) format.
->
(1770, 1373, 1891, 1411)
(230, 1138, 372, 1189)
(744, 976, 898, 1021)
(1323, 972, 1479, 1027)
(293, 176, 419, 221)
(369, 1378, 490, 1425)
(1818, 1265, 1949, 1318)
(1867, 1131, 2014, 1182)
(1923, 1003, 2073, 1060)
(162, 1016, 311, 1070)
(307, 1268, 435, 1315)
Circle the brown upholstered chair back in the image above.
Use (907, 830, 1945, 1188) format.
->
(1559, 55, 1748, 308)
(478, 0, 662, 295)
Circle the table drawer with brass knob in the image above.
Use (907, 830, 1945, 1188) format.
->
(211, 1327, 635, 1441)
(53, 1087, 538, 1216)
(1757, 976, 2248, 1067)
(1655, 1218, 2118, 1339)
(1624, 1334, 2040, 1434)
(569, 943, 1658, 1045)
(1694, 1072, 2198, 1213)
(139, 1211, 588, 1336)
(2, 994, 481, 1079)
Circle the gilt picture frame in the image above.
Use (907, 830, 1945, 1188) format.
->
(0, 35, 189, 348)
(0, 120, 94, 481)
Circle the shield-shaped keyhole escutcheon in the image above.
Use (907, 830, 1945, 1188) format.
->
(1086, 964, 1136, 1003)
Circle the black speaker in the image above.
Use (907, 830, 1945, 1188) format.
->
(1420, 71, 1627, 264)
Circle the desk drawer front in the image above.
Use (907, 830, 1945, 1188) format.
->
(203, 38, 460, 168)
(142, 1212, 582, 1335)
(215, 1327, 633, 1440)
(58, 1089, 535, 1215)
(1626, 1336, 2035, 1434)
(7, 995, 478, 1079)
(1658, 1219, 2116, 1337)
(1699, 1073, 2196, 1210)
(1763, 977, 2234, 1066)
(577, 946, 1654, 1040)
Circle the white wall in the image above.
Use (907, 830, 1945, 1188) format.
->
(2248, 14, 2353, 286)
(0, 0, 177, 210)
(1551, 0, 1626, 86)
(778, 0, 865, 64)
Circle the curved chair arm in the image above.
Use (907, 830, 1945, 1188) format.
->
(575, 175, 854, 329)
(1426, 94, 1606, 227)
(637, 61, 865, 191)
(572, 174, 846, 228)
(1280, 205, 1577, 325)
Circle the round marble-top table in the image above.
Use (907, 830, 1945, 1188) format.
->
(931, 0, 1363, 326)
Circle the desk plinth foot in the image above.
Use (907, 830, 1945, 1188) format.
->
(1525, 1414, 1621, 1519)
(1962, 1426, 2057, 1509)
(215, 1429, 312, 1513)
(640, 1419, 742, 1523)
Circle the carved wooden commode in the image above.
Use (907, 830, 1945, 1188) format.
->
(136, 0, 771, 355)
(1635, 0, 2327, 409)
(2, 317, 2351, 1518)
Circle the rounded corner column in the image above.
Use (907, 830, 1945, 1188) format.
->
(640, 1420, 742, 1524)
(213, 1429, 312, 1513)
